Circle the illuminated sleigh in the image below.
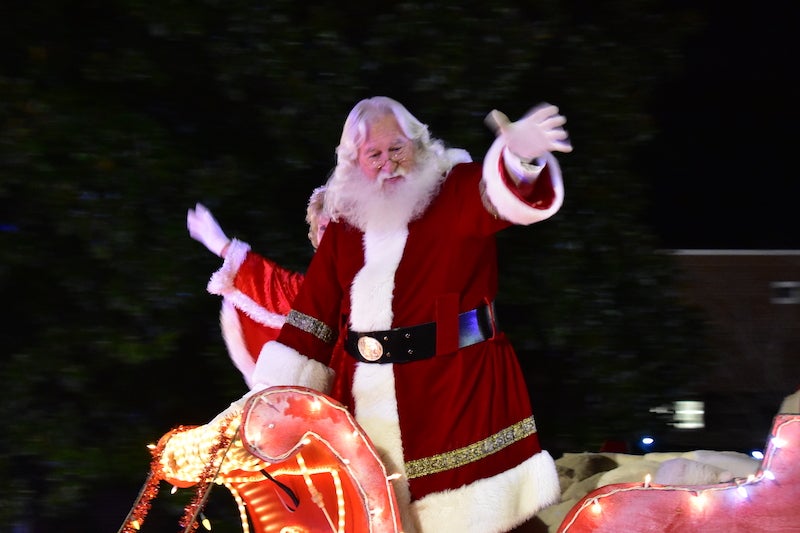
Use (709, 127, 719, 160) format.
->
(119, 386, 403, 533)
(557, 414, 800, 533)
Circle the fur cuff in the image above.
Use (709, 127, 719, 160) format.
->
(208, 239, 287, 330)
(207, 238, 251, 296)
(251, 341, 335, 394)
(482, 137, 564, 225)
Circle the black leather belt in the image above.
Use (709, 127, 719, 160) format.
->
(344, 302, 496, 364)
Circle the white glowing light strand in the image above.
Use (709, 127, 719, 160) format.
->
(200, 512, 212, 530)
(297, 452, 338, 533)
(690, 491, 708, 512)
(760, 418, 797, 481)
(245, 388, 402, 532)
(559, 417, 800, 532)
(301, 430, 381, 529)
(224, 482, 251, 533)
(560, 483, 754, 531)
(305, 387, 402, 528)
(332, 469, 346, 533)
(771, 437, 787, 448)
(295, 412, 394, 526)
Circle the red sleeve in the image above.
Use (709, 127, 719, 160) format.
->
(234, 252, 305, 316)
(499, 159, 557, 209)
(228, 252, 305, 363)
(275, 222, 349, 367)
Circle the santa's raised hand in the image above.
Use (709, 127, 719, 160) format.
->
(187, 202, 231, 258)
(486, 103, 573, 162)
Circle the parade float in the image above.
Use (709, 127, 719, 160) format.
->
(556, 413, 800, 532)
(119, 389, 800, 533)
(119, 386, 403, 533)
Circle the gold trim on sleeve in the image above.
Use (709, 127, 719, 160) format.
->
(285, 310, 337, 344)
(404, 416, 537, 479)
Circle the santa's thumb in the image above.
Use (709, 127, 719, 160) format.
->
(485, 109, 511, 135)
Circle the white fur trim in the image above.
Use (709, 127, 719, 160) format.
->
(250, 341, 335, 393)
(207, 237, 250, 294)
(352, 363, 416, 532)
(348, 222, 412, 526)
(482, 137, 564, 225)
(446, 147, 473, 166)
(207, 238, 288, 330)
(219, 300, 256, 388)
(412, 450, 560, 533)
(349, 229, 408, 331)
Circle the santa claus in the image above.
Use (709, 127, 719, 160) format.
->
(193, 96, 573, 532)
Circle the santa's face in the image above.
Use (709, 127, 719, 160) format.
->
(356, 114, 416, 186)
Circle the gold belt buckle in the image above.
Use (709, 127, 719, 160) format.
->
(357, 336, 384, 361)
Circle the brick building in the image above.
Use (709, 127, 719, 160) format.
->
(663, 249, 800, 450)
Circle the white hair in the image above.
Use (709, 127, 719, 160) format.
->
(305, 185, 328, 249)
(326, 97, 471, 225)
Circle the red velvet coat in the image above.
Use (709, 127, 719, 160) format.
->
(223, 143, 566, 532)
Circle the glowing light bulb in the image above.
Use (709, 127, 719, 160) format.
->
(643, 474, 651, 488)
(170, 485, 178, 494)
(691, 492, 707, 512)
(771, 437, 787, 448)
(751, 450, 764, 460)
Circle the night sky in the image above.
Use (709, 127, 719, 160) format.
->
(642, 2, 798, 250)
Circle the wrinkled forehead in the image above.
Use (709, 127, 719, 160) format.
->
(361, 114, 409, 149)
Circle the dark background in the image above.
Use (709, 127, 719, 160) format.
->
(641, 1, 798, 250)
(0, 1, 796, 531)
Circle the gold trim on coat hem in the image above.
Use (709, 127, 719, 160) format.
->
(404, 416, 538, 479)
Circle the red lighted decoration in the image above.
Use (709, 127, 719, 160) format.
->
(120, 386, 402, 533)
(558, 414, 800, 533)
(239, 386, 403, 533)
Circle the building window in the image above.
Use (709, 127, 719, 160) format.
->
(770, 281, 800, 304)
(650, 400, 705, 429)
(672, 400, 705, 429)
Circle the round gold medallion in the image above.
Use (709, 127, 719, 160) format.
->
(357, 336, 384, 361)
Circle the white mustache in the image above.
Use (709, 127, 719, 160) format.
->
(377, 169, 405, 185)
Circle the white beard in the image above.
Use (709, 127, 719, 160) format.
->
(326, 151, 450, 233)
